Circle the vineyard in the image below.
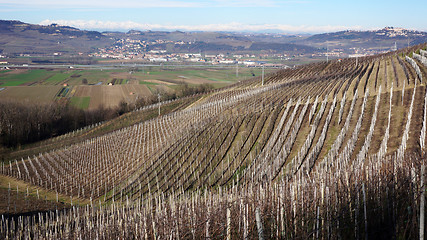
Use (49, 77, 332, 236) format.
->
(1, 43, 427, 239)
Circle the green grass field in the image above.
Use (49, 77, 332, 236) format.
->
(45, 72, 72, 84)
(0, 70, 11, 75)
(70, 96, 91, 109)
(140, 80, 159, 85)
(65, 70, 111, 85)
(0, 69, 51, 86)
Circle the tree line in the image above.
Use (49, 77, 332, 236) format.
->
(0, 99, 118, 148)
(0, 83, 214, 149)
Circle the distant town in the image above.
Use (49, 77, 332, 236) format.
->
(90, 27, 420, 65)
(88, 36, 398, 67)
(88, 38, 293, 67)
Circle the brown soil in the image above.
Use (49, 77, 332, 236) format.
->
(73, 85, 152, 109)
(175, 78, 215, 85)
(368, 91, 390, 154)
(406, 86, 425, 154)
(144, 79, 177, 85)
(388, 88, 412, 153)
(0, 188, 69, 215)
(351, 94, 376, 160)
(317, 99, 342, 161)
(338, 97, 363, 154)
(0, 86, 61, 103)
(286, 101, 314, 165)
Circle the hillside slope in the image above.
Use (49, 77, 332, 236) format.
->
(300, 27, 427, 50)
(0, 20, 113, 55)
(2, 43, 427, 238)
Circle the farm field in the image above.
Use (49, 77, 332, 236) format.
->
(133, 67, 269, 85)
(0, 85, 61, 103)
(72, 84, 153, 109)
(0, 66, 271, 108)
(0, 66, 271, 86)
(70, 96, 91, 109)
(1, 44, 427, 239)
(0, 69, 52, 86)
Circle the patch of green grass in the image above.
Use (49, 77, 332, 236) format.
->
(146, 85, 154, 93)
(207, 78, 232, 82)
(114, 79, 127, 85)
(45, 72, 72, 83)
(324, 125, 340, 152)
(1, 79, 28, 86)
(144, 71, 163, 75)
(167, 85, 182, 90)
(140, 81, 159, 85)
(66, 70, 110, 85)
(70, 96, 91, 109)
(0, 69, 50, 86)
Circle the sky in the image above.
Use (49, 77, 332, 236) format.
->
(1, 0, 427, 33)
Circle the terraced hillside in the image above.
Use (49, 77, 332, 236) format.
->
(2, 43, 427, 239)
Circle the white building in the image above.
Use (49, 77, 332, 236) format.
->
(149, 58, 168, 62)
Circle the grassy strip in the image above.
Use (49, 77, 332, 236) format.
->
(0, 175, 88, 209)
(70, 96, 91, 109)
(45, 72, 72, 83)
(0, 70, 11, 75)
(140, 80, 159, 85)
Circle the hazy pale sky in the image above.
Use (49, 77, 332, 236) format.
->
(1, 0, 426, 33)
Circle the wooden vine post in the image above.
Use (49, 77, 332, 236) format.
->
(362, 183, 368, 240)
(421, 164, 425, 240)
(226, 207, 231, 240)
(256, 207, 264, 240)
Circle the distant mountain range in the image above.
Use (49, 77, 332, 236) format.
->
(1, 20, 427, 56)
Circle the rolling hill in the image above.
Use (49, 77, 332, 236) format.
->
(0, 20, 317, 56)
(1, 42, 427, 238)
(4, 20, 427, 58)
(300, 27, 427, 52)
(0, 20, 114, 55)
